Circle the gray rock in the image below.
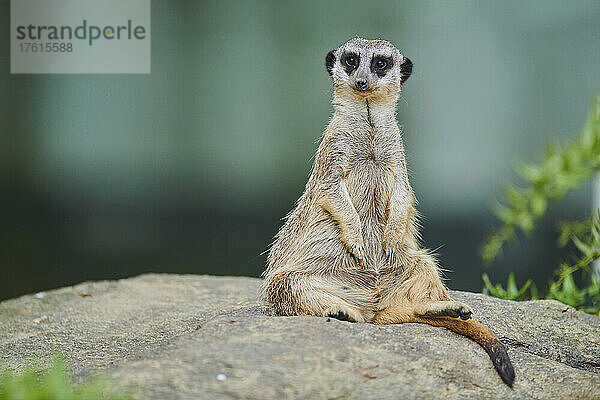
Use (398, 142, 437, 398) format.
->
(1, 274, 599, 399)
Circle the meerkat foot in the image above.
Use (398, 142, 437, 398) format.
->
(324, 305, 363, 323)
(414, 301, 472, 320)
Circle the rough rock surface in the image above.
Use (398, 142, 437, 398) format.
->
(1, 274, 599, 399)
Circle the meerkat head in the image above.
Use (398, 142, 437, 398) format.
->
(325, 38, 412, 101)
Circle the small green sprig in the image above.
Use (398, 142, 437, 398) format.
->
(546, 209, 600, 314)
(482, 272, 536, 301)
(0, 354, 132, 400)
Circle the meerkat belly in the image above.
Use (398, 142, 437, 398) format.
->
(345, 159, 395, 262)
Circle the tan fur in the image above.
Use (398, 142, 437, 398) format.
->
(262, 38, 514, 386)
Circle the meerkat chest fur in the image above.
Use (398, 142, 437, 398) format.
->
(331, 101, 405, 227)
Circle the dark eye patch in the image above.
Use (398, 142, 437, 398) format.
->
(340, 52, 360, 74)
(370, 55, 393, 77)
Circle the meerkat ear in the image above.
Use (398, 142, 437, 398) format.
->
(325, 50, 336, 76)
(400, 57, 413, 84)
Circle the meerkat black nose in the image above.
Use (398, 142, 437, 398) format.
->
(354, 79, 368, 90)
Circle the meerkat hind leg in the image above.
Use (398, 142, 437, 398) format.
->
(374, 248, 473, 323)
(264, 271, 374, 323)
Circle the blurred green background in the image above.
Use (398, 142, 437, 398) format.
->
(1, 0, 600, 300)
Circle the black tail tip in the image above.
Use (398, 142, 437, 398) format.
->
(490, 343, 515, 387)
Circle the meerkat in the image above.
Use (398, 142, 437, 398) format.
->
(262, 37, 515, 386)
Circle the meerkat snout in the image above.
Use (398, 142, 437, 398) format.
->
(354, 78, 368, 90)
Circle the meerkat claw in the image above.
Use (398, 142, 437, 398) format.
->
(385, 249, 395, 263)
(361, 255, 370, 269)
(349, 245, 369, 269)
(351, 253, 364, 268)
(458, 305, 472, 320)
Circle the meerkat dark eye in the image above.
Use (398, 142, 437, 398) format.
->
(375, 59, 387, 70)
(370, 56, 393, 77)
(341, 53, 359, 74)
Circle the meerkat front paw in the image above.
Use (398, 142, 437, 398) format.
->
(381, 221, 406, 264)
(381, 234, 398, 263)
(349, 243, 370, 269)
(324, 305, 363, 322)
(382, 225, 406, 263)
(416, 301, 473, 320)
(342, 233, 370, 269)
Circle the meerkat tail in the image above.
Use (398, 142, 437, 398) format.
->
(411, 316, 515, 387)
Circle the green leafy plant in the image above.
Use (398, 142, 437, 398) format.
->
(482, 97, 600, 315)
(482, 96, 600, 264)
(0, 354, 131, 400)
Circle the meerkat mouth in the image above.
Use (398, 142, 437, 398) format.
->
(351, 86, 373, 96)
